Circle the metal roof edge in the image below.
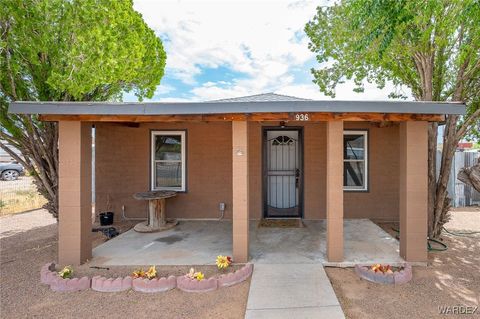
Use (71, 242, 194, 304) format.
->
(9, 100, 466, 115)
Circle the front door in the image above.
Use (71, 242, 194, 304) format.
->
(263, 128, 303, 218)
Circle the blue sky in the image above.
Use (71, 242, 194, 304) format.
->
(125, 0, 409, 102)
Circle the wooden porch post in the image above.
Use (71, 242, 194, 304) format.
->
(232, 121, 249, 262)
(58, 121, 92, 265)
(399, 121, 428, 262)
(326, 120, 344, 262)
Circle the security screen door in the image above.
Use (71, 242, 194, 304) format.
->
(263, 129, 303, 218)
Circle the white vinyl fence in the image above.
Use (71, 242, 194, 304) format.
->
(437, 150, 480, 207)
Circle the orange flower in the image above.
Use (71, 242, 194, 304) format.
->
(132, 268, 145, 278)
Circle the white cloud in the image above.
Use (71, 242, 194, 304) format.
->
(277, 81, 411, 101)
(153, 84, 175, 96)
(134, 0, 321, 91)
(133, 0, 411, 101)
(190, 73, 295, 101)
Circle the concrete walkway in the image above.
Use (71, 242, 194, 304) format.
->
(245, 264, 345, 319)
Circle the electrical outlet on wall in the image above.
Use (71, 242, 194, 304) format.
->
(219, 202, 226, 211)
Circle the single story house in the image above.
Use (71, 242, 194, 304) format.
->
(10, 93, 465, 265)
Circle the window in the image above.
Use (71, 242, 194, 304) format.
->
(343, 131, 368, 191)
(151, 131, 186, 191)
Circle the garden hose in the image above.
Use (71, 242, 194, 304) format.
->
(391, 227, 448, 252)
(427, 238, 448, 251)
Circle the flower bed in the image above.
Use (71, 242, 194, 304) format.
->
(355, 263, 412, 284)
(41, 262, 90, 292)
(40, 262, 253, 293)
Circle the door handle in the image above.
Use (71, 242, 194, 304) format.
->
(295, 169, 300, 188)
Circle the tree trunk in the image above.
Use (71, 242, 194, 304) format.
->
(431, 115, 458, 238)
(0, 118, 59, 219)
(458, 157, 480, 192)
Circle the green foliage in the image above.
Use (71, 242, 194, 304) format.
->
(305, 0, 479, 116)
(306, 0, 480, 237)
(58, 265, 73, 279)
(0, 0, 166, 217)
(0, 0, 166, 103)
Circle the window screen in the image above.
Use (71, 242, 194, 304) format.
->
(344, 131, 368, 191)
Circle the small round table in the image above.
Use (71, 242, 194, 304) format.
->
(133, 191, 178, 233)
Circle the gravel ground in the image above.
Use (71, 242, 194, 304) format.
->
(2, 208, 478, 318)
(0, 210, 249, 319)
(446, 206, 480, 232)
(0, 209, 55, 239)
(326, 208, 480, 319)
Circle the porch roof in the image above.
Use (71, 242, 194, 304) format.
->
(9, 93, 465, 122)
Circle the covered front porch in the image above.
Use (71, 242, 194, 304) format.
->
(7, 95, 458, 267)
(54, 118, 428, 266)
(91, 219, 404, 267)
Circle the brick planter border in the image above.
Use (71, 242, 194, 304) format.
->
(355, 263, 412, 284)
(50, 276, 91, 292)
(177, 276, 218, 292)
(218, 263, 253, 287)
(392, 263, 412, 284)
(91, 276, 133, 292)
(40, 262, 91, 292)
(40, 263, 253, 293)
(40, 262, 57, 285)
(132, 276, 176, 293)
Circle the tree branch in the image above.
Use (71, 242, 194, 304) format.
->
(455, 108, 480, 141)
(0, 140, 30, 169)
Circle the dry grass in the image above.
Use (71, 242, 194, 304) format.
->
(0, 177, 47, 216)
(0, 191, 47, 216)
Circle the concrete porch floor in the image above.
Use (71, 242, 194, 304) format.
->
(92, 219, 404, 266)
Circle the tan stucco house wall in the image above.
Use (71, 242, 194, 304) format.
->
(95, 122, 234, 220)
(95, 121, 399, 221)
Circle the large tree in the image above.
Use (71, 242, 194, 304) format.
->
(305, 0, 479, 238)
(0, 0, 166, 218)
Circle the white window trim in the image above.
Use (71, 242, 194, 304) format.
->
(343, 130, 368, 191)
(151, 131, 186, 192)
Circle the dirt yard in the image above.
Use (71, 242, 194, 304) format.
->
(326, 207, 480, 319)
(0, 210, 249, 319)
(1, 208, 479, 318)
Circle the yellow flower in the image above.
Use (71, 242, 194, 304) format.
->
(58, 266, 73, 279)
(216, 255, 231, 269)
(132, 268, 145, 278)
(145, 265, 157, 279)
(194, 272, 204, 281)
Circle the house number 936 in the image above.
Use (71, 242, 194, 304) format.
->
(295, 113, 310, 121)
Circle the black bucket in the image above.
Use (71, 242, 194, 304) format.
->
(99, 212, 114, 226)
